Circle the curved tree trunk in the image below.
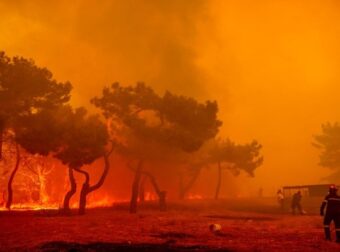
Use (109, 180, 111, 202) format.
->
(79, 178, 89, 215)
(179, 168, 201, 200)
(143, 171, 167, 211)
(130, 160, 143, 213)
(215, 161, 222, 200)
(63, 166, 77, 214)
(139, 176, 146, 203)
(77, 154, 111, 215)
(75, 167, 90, 215)
(6, 143, 20, 210)
(87, 154, 111, 193)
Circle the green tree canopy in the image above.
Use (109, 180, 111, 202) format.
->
(0, 51, 72, 158)
(211, 139, 263, 177)
(92, 82, 222, 153)
(314, 123, 340, 181)
(92, 82, 222, 212)
(15, 105, 109, 214)
(15, 106, 108, 168)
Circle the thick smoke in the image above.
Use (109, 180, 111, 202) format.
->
(0, 0, 212, 101)
(1, 0, 340, 197)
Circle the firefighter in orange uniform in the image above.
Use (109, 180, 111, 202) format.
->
(320, 185, 340, 242)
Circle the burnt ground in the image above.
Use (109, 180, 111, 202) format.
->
(0, 198, 339, 252)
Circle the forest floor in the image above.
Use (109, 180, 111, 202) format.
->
(0, 198, 339, 252)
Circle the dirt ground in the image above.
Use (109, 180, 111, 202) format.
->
(0, 199, 339, 252)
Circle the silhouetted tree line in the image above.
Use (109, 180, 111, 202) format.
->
(0, 52, 263, 214)
(314, 123, 340, 183)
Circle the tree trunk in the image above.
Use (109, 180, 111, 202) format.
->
(6, 143, 20, 210)
(0, 120, 4, 160)
(37, 166, 49, 204)
(179, 168, 201, 200)
(143, 171, 167, 211)
(159, 191, 167, 211)
(78, 154, 111, 215)
(129, 160, 143, 213)
(73, 167, 90, 215)
(79, 180, 89, 215)
(215, 161, 222, 200)
(63, 167, 77, 214)
(139, 176, 146, 203)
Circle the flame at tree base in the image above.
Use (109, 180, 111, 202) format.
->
(0, 192, 207, 211)
(0, 203, 59, 211)
(0, 194, 127, 211)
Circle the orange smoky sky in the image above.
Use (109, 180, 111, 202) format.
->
(1, 0, 340, 195)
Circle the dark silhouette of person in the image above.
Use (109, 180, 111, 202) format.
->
(258, 187, 263, 198)
(320, 185, 340, 242)
(291, 191, 303, 215)
(277, 189, 284, 210)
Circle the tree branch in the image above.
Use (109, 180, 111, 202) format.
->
(73, 167, 90, 185)
(88, 154, 110, 193)
(141, 171, 162, 196)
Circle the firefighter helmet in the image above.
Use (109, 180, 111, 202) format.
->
(329, 184, 338, 193)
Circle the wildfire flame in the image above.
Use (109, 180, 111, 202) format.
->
(187, 193, 203, 200)
(0, 195, 120, 211)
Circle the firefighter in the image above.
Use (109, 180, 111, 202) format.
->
(320, 185, 340, 242)
(291, 190, 304, 215)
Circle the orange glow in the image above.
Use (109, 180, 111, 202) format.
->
(144, 192, 157, 201)
(187, 193, 203, 200)
(0, 202, 58, 211)
(0, 195, 124, 211)
(0, 0, 339, 199)
(1, 3, 340, 251)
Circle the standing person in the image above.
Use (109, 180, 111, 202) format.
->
(291, 191, 304, 215)
(258, 187, 263, 198)
(320, 185, 340, 242)
(277, 189, 284, 210)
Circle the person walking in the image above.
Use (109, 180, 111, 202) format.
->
(320, 185, 340, 242)
(291, 191, 303, 215)
(277, 189, 284, 210)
